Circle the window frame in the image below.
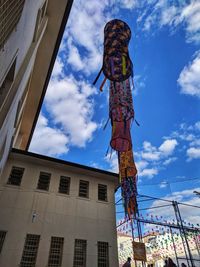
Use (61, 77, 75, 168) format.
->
(78, 180, 89, 198)
(37, 171, 51, 191)
(20, 234, 40, 267)
(58, 176, 70, 195)
(73, 239, 87, 267)
(98, 184, 108, 202)
(7, 166, 24, 186)
(48, 236, 64, 267)
(97, 241, 109, 267)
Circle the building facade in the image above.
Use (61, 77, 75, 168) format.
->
(0, 0, 73, 173)
(0, 149, 119, 266)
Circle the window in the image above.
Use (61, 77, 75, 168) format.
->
(37, 172, 51, 191)
(98, 242, 109, 267)
(48, 236, 64, 267)
(0, 57, 16, 107)
(7, 166, 24, 185)
(73, 239, 87, 267)
(20, 234, 40, 267)
(59, 176, 70, 194)
(0, 0, 25, 49)
(98, 184, 107, 201)
(79, 180, 89, 198)
(0, 231, 6, 254)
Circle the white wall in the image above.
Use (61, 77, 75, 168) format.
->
(0, 0, 45, 83)
(0, 0, 46, 173)
(0, 152, 119, 267)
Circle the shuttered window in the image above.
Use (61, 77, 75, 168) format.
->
(7, 166, 24, 185)
(37, 172, 51, 191)
(79, 180, 89, 198)
(59, 176, 70, 194)
(98, 184, 107, 201)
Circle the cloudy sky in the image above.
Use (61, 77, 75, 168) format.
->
(30, 0, 200, 221)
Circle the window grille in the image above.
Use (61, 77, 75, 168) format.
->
(0, 0, 25, 49)
(0, 231, 6, 254)
(59, 176, 70, 194)
(98, 242, 109, 267)
(7, 166, 24, 185)
(48, 236, 64, 267)
(20, 234, 40, 267)
(98, 184, 107, 201)
(37, 172, 51, 191)
(73, 239, 87, 267)
(79, 180, 89, 198)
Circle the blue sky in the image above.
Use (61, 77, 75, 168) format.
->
(29, 0, 200, 223)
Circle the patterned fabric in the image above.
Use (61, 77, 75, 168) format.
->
(103, 19, 133, 82)
(109, 80, 134, 122)
(110, 120, 132, 152)
(119, 150, 137, 180)
(121, 176, 137, 216)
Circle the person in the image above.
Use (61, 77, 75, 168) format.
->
(181, 263, 187, 267)
(163, 259, 168, 267)
(122, 257, 131, 267)
(167, 257, 177, 267)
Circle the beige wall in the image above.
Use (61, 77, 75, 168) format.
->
(0, 151, 119, 267)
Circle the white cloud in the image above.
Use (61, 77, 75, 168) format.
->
(141, 139, 178, 161)
(159, 139, 178, 156)
(187, 147, 200, 160)
(118, 0, 138, 10)
(178, 52, 200, 98)
(134, 138, 179, 178)
(149, 187, 200, 225)
(135, 160, 149, 172)
(51, 57, 64, 78)
(163, 157, 177, 166)
(45, 75, 98, 147)
(30, 114, 69, 156)
(61, 0, 110, 75)
(105, 152, 118, 173)
(169, 121, 200, 161)
(195, 121, 200, 131)
(180, 1, 200, 43)
(141, 0, 200, 44)
(140, 168, 158, 178)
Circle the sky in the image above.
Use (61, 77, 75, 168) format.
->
(29, 0, 200, 224)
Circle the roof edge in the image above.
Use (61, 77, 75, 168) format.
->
(11, 148, 119, 178)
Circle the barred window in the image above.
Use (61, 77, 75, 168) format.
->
(0, 0, 25, 49)
(37, 172, 51, 191)
(79, 180, 89, 198)
(20, 234, 40, 267)
(73, 239, 87, 267)
(98, 184, 107, 201)
(0, 231, 6, 254)
(48, 236, 64, 267)
(59, 176, 70, 194)
(98, 242, 109, 267)
(7, 166, 24, 185)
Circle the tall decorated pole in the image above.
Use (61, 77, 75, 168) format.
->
(93, 19, 138, 219)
